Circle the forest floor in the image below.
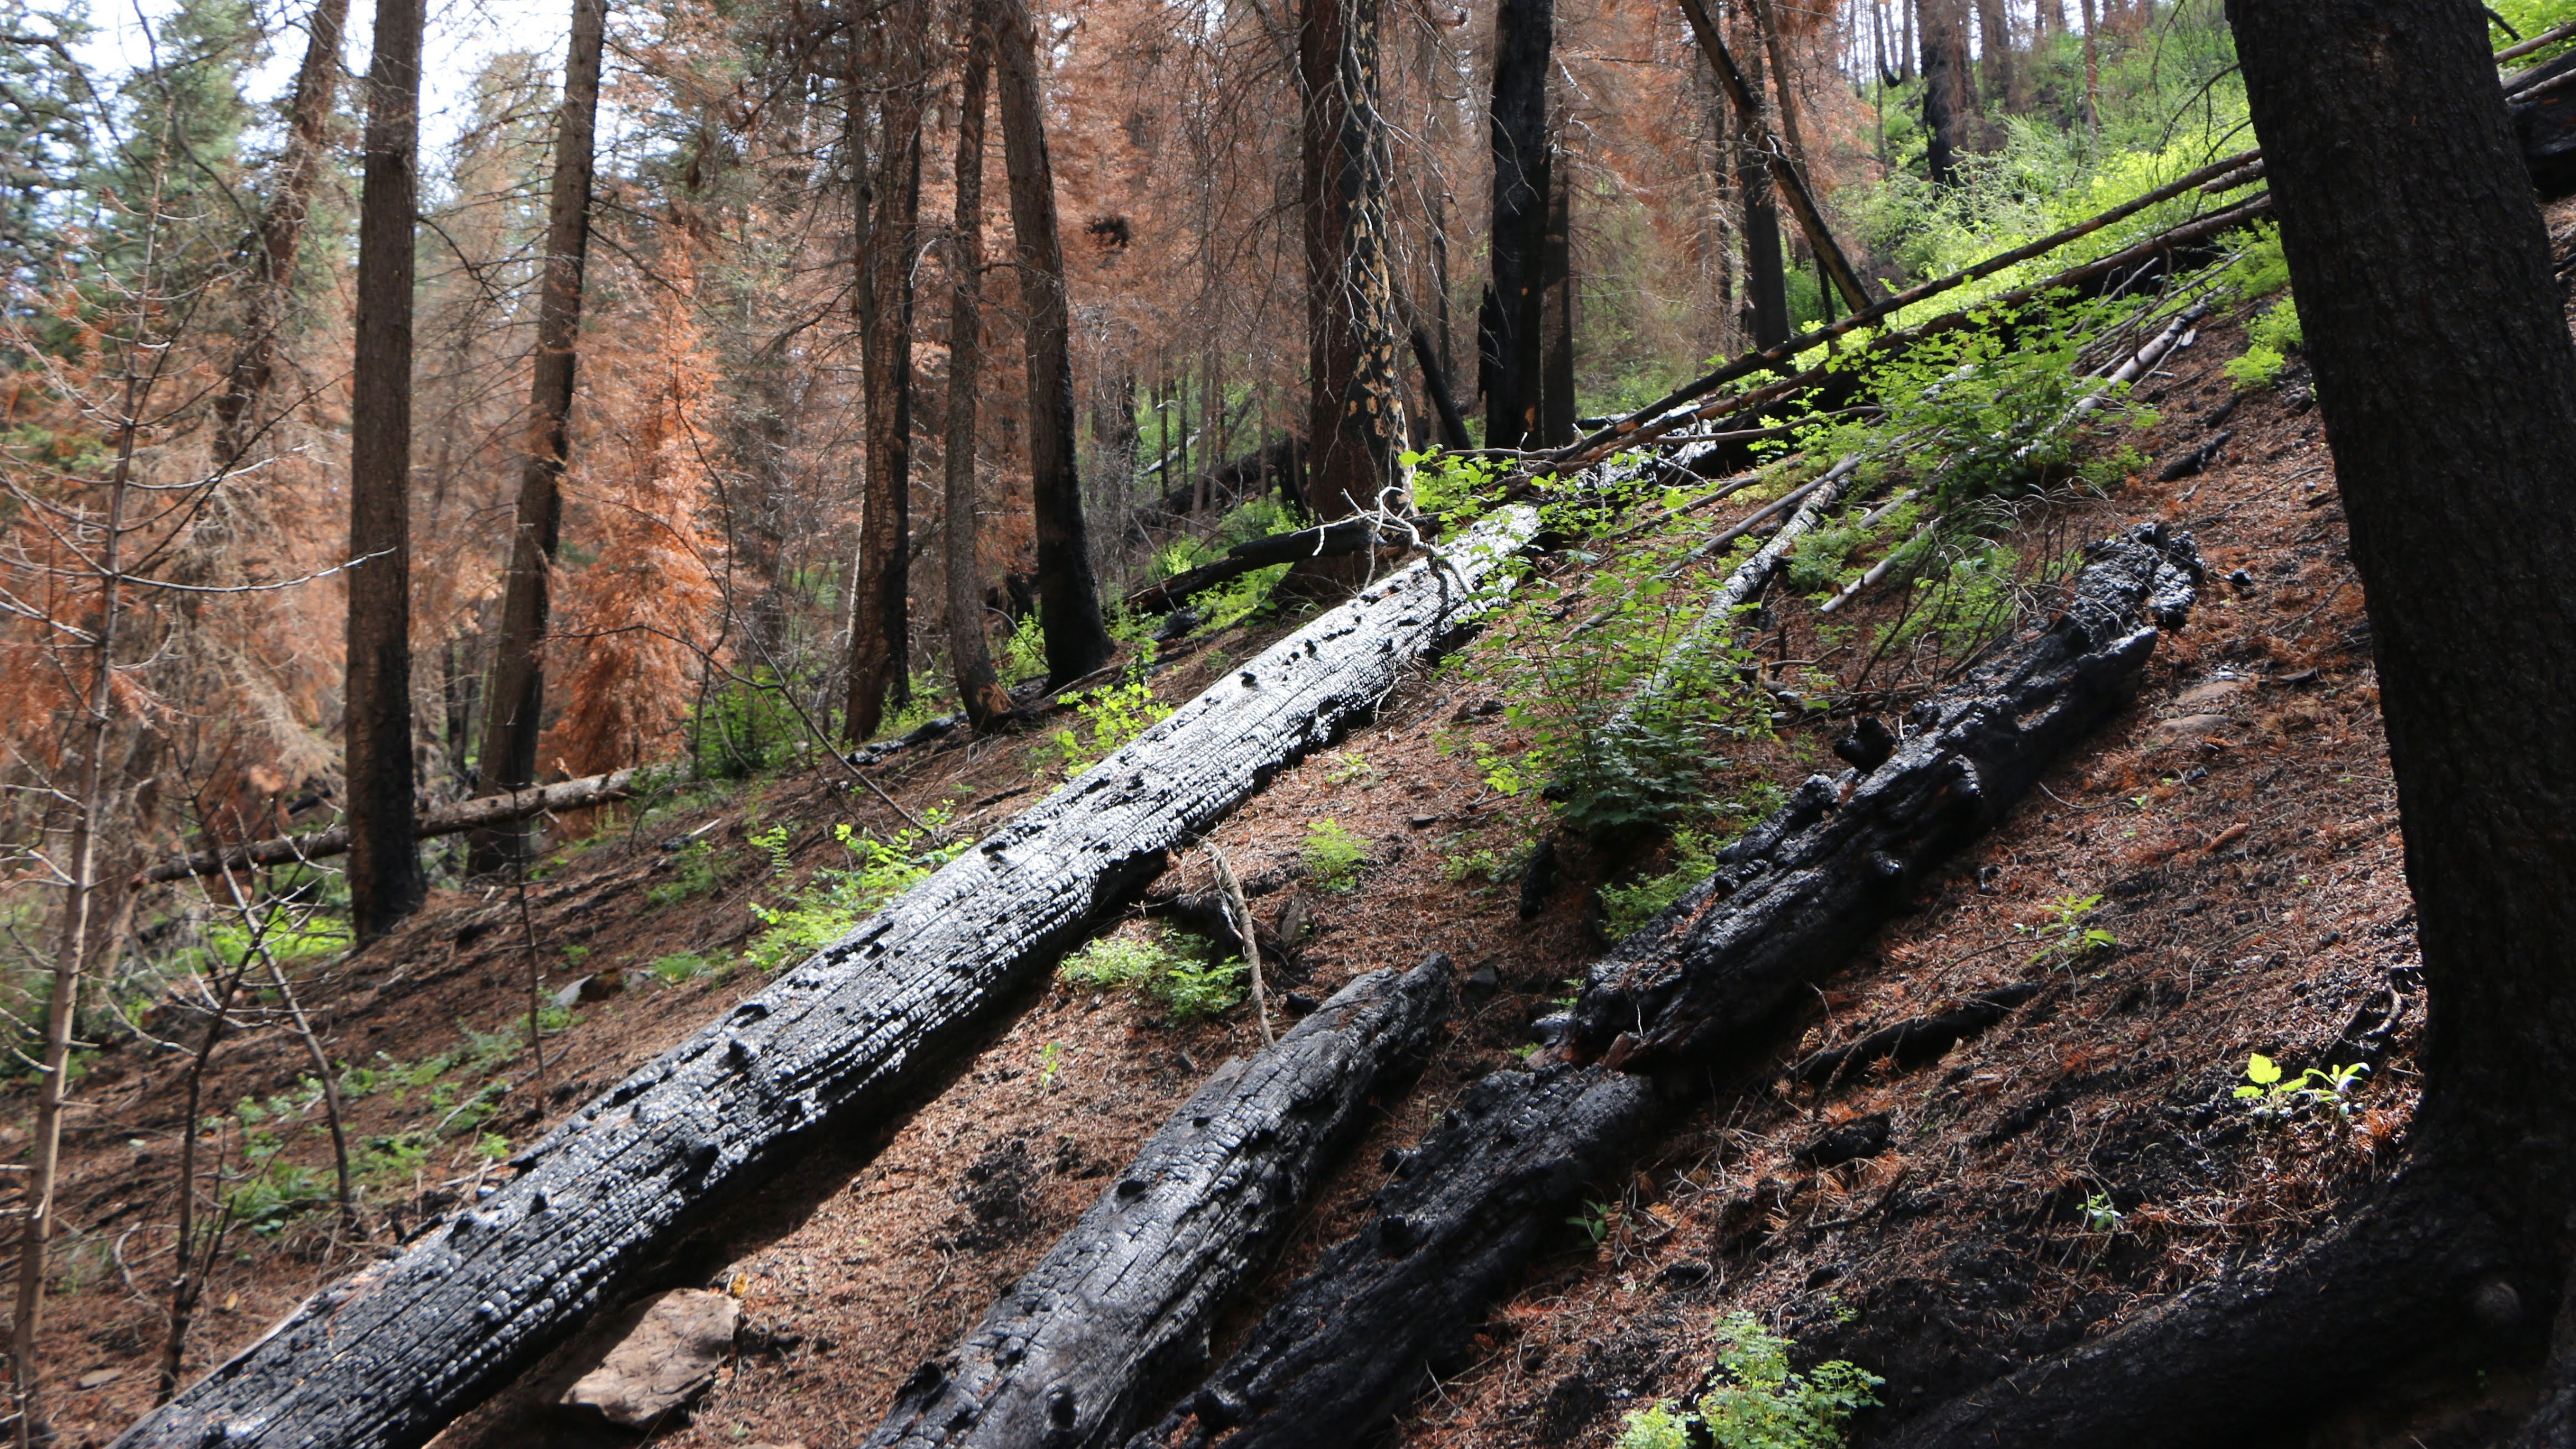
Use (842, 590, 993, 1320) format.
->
(27, 222, 2556, 1449)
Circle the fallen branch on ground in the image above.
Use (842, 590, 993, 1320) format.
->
(140, 769, 642, 883)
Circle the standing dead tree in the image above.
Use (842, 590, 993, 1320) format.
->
(470, 0, 609, 870)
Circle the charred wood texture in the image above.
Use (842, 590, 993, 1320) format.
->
(114, 511, 1538, 1449)
(1789, 982, 2041, 1084)
(1129, 1063, 1659, 1449)
(1132, 527, 2199, 1449)
(1562, 525, 2199, 1068)
(864, 957, 1453, 1449)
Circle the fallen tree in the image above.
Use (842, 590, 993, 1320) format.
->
(112, 509, 1539, 1449)
(1130, 525, 2201, 1448)
(1125, 516, 1417, 616)
(864, 955, 1453, 1449)
(141, 769, 641, 883)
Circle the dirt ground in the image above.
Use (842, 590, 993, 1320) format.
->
(17, 245, 2523, 1449)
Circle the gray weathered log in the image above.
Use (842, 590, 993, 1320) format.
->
(114, 510, 1538, 1449)
(1130, 526, 2200, 1449)
(1561, 523, 2201, 1068)
(864, 955, 1453, 1449)
(141, 769, 642, 883)
(1128, 1063, 1659, 1449)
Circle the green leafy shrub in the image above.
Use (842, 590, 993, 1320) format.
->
(1000, 613, 1048, 686)
(1302, 819, 1368, 891)
(645, 836, 731, 908)
(1057, 928, 1245, 1024)
(743, 815, 967, 972)
(1045, 676, 1173, 777)
(648, 952, 714, 986)
(1601, 829, 1721, 938)
(2223, 345, 2285, 391)
(692, 667, 813, 778)
(1617, 1313, 1882, 1449)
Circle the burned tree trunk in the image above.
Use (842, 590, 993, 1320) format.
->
(865, 957, 1454, 1449)
(114, 510, 1537, 1449)
(944, 19, 1010, 729)
(993, 0, 1114, 685)
(142, 768, 643, 883)
(1920, 0, 1975, 187)
(1130, 527, 2199, 1449)
(848, 5, 929, 740)
(1482, 0, 1552, 449)
(1300, 0, 1408, 539)
(468, 0, 608, 870)
(1561, 526, 2199, 1066)
(342, 0, 427, 939)
(1131, 1063, 1658, 1449)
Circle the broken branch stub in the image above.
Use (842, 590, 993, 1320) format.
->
(113, 510, 1538, 1449)
(865, 956, 1453, 1449)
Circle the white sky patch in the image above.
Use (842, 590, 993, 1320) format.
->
(73, 0, 575, 162)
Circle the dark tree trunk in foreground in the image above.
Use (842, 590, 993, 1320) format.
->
(945, 20, 1010, 729)
(209, 0, 350, 469)
(848, 6, 928, 740)
(342, 0, 427, 940)
(1737, 22, 1788, 349)
(1301, 0, 1408, 538)
(1481, 0, 1551, 449)
(865, 958, 1453, 1449)
(1539, 153, 1576, 445)
(993, 0, 1113, 686)
(468, 0, 607, 871)
(112, 511, 1537, 1449)
(1919, 0, 1974, 186)
(1884, 2, 2576, 1443)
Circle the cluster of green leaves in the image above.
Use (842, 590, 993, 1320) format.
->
(1619, 1313, 1884, 1449)
(1301, 819, 1369, 892)
(648, 951, 718, 986)
(1403, 448, 1512, 524)
(1600, 829, 1721, 939)
(999, 613, 1050, 687)
(1444, 471, 1779, 833)
(645, 835, 734, 908)
(2020, 892, 2117, 968)
(2235, 1054, 2370, 1126)
(1056, 927, 1245, 1024)
(742, 813, 967, 972)
(1045, 672, 1173, 777)
(691, 666, 815, 779)
(2225, 297, 2305, 391)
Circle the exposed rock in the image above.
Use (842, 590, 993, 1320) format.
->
(557, 1289, 741, 1428)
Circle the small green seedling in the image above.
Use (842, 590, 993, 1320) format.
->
(1323, 751, 1377, 787)
(1568, 1199, 1615, 1247)
(2234, 1053, 2370, 1124)
(1302, 819, 1368, 892)
(1037, 1040, 1064, 1090)
(2021, 893, 2116, 967)
(2081, 1191, 2126, 1235)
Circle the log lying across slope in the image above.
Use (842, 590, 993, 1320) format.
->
(865, 956, 1454, 1449)
(114, 510, 1538, 1449)
(1133, 525, 2202, 1449)
(142, 769, 642, 883)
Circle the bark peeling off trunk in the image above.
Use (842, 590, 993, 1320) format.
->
(865, 956, 1455, 1449)
(1562, 523, 2202, 1068)
(1131, 1063, 1659, 1449)
(114, 510, 1537, 1449)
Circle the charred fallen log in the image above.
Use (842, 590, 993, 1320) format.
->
(141, 769, 642, 883)
(1789, 982, 2044, 1085)
(1131, 526, 2199, 1448)
(1125, 517, 1420, 616)
(1561, 525, 2200, 1068)
(865, 956, 1453, 1449)
(1142, 438, 1307, 521)
(113, 511, 1539, 1449)
(1128, 1063, 1659, 1449)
